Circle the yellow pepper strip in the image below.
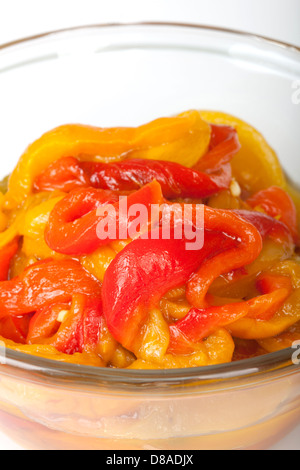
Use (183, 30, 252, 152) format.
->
(0, 193, 65, 253)
(80, 240, 132, 282)
(20, 195, 64, 239)
(229, 261, 300, 340)
(127, 350, 209, 370)
(286, 182, 300, 231)
(9, 252, 38, 279)
(80, 246, 117, 283)
(204, 328, 235, 365)
(258, 321, 300, 353)
(108, 346, 136, 369)
(128, 328, 234, 370)
(268, 260, 300, 289)
(4, 110, 211, 210)
(135, 309, 170, 362)
(160, 298, 191, 322)
(0, 337, 105, 367)
(228, 287, 300, 340)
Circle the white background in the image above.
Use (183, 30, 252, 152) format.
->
(0, 0, 299, 450)
(0, 0, 300, 47)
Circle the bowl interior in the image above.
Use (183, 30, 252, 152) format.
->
(0, 24, 299, 379)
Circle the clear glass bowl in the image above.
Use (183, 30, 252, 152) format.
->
(0, 23, 299, 450)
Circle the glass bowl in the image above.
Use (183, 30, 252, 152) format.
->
(0, 23, 299, 450)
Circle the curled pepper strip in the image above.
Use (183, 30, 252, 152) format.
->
(0, 259, 102, 319)
(45, 187, 119, 256)
(45, 180, 163, 256)
(102, 206, 262, 352)
(34, 125, 240, 199)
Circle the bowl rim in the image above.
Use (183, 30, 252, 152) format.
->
(1, 345, 297, 385)
(0, 21, 299, 53)
(0, 21, 299, 385)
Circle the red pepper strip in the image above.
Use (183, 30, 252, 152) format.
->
(34, 125, 240, 199)
(234, 210, 294, 248)
(0, 315, 32, 344)
(247, 186, 299, 244)
(102, 206, 262, 351)
(45, 181, 163, 256)
(80, 158, 233, 199)
(0, 259, 102, 319)
(168, 303, 248, 355)
(35, 156, 232, 199)
(0, 239, 19, 281)
(246, 274, 293, 321)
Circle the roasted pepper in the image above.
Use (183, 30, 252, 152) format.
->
(4, 110, 211, 209)
(34, 124, 240, 199)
